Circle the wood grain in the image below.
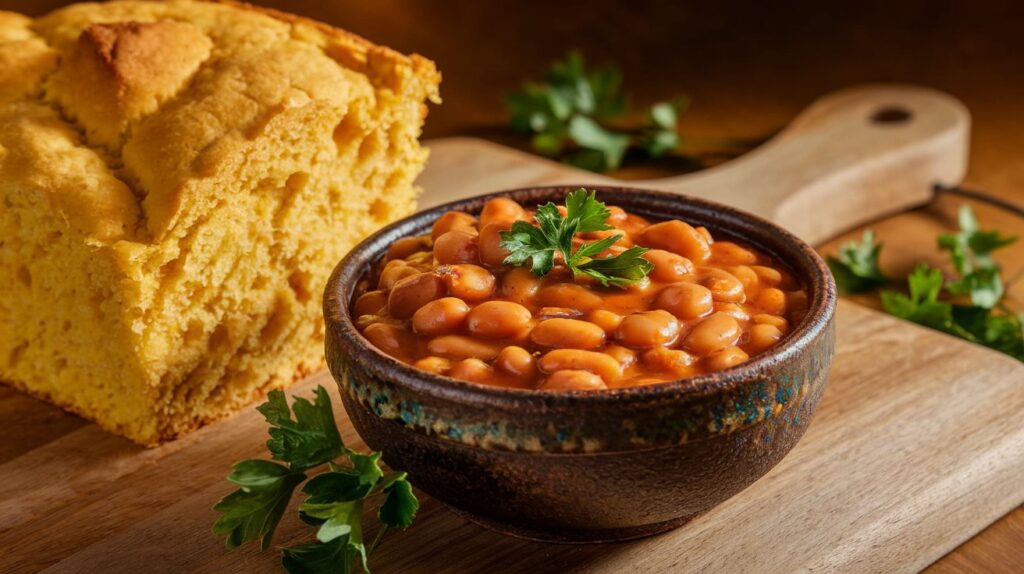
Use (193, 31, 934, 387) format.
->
(0, 302, 1020, 574)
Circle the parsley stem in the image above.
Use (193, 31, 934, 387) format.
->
(368, 525, 389, 555)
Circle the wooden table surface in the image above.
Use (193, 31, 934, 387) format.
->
(3, 1, 1022, 571)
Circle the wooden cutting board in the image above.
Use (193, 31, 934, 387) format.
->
(1, 85, 1022, 574)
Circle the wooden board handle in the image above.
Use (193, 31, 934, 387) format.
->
(418, 84, 969, 245)
(637, 84, 970, 243)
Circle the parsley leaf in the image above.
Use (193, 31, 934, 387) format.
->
(640, 98, 688, 158)
(258, 386, 344, 471)
(378, 474, 419, 529)
(282, 537, 357, 574)
(498, 188, 651, 288)
(214, 386, 419, 572)
(937, 205, 1017, 308)
(212, 460, 305, 550)
(827, 230, 888, 294)
(880, 264, 954, 331)
(576, 246, 655, 288)
(506, 51, 687, 172)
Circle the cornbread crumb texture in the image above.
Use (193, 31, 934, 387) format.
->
(0, 1, 439, 444)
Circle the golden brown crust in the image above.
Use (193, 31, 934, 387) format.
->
(213, 0, 440, 101)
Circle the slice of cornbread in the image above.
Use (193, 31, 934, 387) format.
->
(0, 1, 440, 445)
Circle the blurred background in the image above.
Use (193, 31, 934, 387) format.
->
(2, 1, 1022, 568)
(8, 0, 1017, 315)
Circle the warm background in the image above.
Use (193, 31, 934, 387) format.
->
(3, 1, 1022, 571)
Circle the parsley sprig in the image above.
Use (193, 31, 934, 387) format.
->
(499, 188, 653, 288)
(506, 51, 687, 172)
(828, 205, 1022, 361)
(213, 386, 418, 573)
(827, 230, 888, 294)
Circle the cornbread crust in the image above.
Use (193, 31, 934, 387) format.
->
(0, 1, 440, 444)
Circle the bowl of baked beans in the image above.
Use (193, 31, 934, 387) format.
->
(324, 186, 837, 542)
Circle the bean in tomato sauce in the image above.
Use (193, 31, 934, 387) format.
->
(351, 195, 809, 391)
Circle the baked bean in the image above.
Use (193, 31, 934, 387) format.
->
(468, 301, 532, 338)
(537, 307, 584, 319)
(540, 370, 607, 391)
(530, 318, 606, 349)
(538, 350, 621, 382)
(432, 211, 477, 240)
(603, 344, 637, 369)
(436, 264, 495, 302)
(480, 197, 527, 227)
(751, 265, 783, 286)
(363, 323, 413, 357)
(606, 205, 628, 224)
(449, 358, 494, 383)
(388, 272, 447, 319)
(711, 241, 757, 265)
(358, 197, 808, 390)
(427, 335, 502, 361)
(501, 268, 542, 306)
(752, 313, 788, 330)
(434, 230, 480, 265)
(683, 312, 741, 355)
(495, 346, 537, 379)
(353, 290, 387, 317)
(617, 213, 651, 237)
(746, 323, 784, 354)
(696, 267, 746, 303)
(638, 220, 711, 263)
(412, 297, 470, 336)
(704, 346, 749, 372)
(642, 249, 694, 282)
(756, 287, 787, 315)
(588, 309, 623, 334)
(378, 264, 418, 290)
(642, 347, 696, 377)
(479, 222, 512, 267)
(405, 250, 434, 267)
(714, 302, 750, 322)
(727, 265, 759, 290)
(387, 235, 430, 261)
(615, 310, 680, 349)
(355, 314, 383, 330)
(654, 283, 713, 320)
(413, 356, 451, 375)
(537, 283, 603, 311)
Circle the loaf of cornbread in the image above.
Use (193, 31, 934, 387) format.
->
(0, 1, 439, 445)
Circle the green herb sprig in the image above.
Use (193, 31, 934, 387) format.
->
(506, 51, 687, 172)
(828, 206, 1022, 361)
(213, 386, 418, 573)
(499, 188, 652, 288)
(827, 230, 888, 294)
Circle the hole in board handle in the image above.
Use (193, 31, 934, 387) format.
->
(870, 106, 913, 125)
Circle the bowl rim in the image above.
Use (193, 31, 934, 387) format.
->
(324, 185, 837, 410)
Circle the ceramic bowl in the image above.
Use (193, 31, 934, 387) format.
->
(323, 185, 837, 543)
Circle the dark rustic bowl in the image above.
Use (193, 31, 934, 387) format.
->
(323, 186, 837, 543)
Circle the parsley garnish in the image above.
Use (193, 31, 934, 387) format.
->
(937, 205, 1017, 308)
(827, 230, 888, 294)
(506, 51, 687, 172)
(828, 205, 1022, 361)
(213, 386, 418, 573)
(499, 188, 653, 287)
